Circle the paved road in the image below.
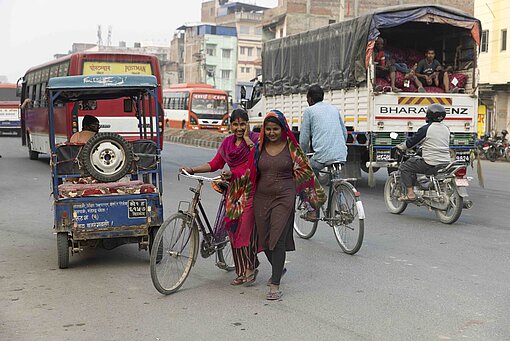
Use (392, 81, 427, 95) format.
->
(1, 136, 509, 340)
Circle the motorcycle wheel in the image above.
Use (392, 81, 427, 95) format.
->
(505, 148, 510, 162)
(436, 182, 463, 224)
(486, 148, 497, 162)
(384, 173, 407, 214)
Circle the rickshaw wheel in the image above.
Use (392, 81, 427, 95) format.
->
(80, 133, 134, 182)
(57, 232, 69, 269)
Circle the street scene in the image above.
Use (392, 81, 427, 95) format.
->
(1, 0, 510, 340)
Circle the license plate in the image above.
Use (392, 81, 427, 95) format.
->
(376, 150, 391, 161)
(455, 151, 470, 162)
(128, 199, 148, 218)
(455, 178, 469, 187)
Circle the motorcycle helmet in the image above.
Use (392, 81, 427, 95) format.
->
(501, 129, 508, 136)
(425, 104, 446, 123)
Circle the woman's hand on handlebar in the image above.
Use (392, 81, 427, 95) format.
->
(221, 170, 232, 181)
(180, 166, 194, 175)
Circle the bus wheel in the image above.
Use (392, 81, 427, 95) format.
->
(27, 135, 39, 160)
(80, 133, 134, 182)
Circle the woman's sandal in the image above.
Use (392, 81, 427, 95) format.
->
(230, 276, 245, 286)
(266, 290, 283, 300)
(243, 269, 259, 287)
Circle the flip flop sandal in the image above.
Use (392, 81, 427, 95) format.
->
(230, 276, 245, 286)
(266, 290, 283, 301)
(243, 269, 259, 287)
(267, 268, 287, 286)
(399, 195, 416, 202)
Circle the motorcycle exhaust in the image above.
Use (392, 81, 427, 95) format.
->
(463, 200, 473, 209)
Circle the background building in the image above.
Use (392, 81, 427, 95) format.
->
(178, 24, 238, 98)
(262, 0, 474, 40)
(476, 0, 510, 134)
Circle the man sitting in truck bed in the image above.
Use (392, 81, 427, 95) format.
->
(70, 115, 99, 144)
(414, 48, 459, 93)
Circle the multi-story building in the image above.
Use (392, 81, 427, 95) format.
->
(263, 0, 474, 40)
(177, 24, 238, 98)
(476, 0, 510, 134)
(201, 1, 267, 103)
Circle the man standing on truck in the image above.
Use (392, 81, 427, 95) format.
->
(299, 84, 348, 176)
(414, 48, 458, 93)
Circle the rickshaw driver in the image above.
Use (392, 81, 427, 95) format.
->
(70, 115, 100, 143)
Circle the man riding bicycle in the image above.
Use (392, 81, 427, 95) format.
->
(395, 104, 451, 201)
(299, 84, 348, 177)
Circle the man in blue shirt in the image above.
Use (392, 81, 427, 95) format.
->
(299, 84, 348, 177)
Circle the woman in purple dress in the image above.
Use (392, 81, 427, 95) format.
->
(181, 109, 260, 286)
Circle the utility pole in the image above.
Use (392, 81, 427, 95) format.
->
(339, 0, 345, 22)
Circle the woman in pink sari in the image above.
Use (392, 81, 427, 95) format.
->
(181, 109, 260, 285)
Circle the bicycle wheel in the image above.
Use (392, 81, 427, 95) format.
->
(216, 235, 235, 272)
(331, 182, 364, 254)
(150, 213, 199, 295)
(293, 195, 319, 239)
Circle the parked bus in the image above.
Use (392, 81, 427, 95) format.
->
(19, 52, 164, 159)
(0, 83, 21, 135)
(163, 84, 229, 131)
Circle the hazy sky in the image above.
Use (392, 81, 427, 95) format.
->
(0, 0, 278, 83)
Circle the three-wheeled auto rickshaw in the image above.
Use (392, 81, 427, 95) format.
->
(47, 75, 164, 268)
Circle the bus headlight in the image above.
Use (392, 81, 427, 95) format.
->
(190, 116, 198, 125)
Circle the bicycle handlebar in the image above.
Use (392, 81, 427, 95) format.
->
(180, 169, 222, 182)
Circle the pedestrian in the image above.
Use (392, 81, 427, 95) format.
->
(181, 108, 260, 286)
(227, 110, 326, 300)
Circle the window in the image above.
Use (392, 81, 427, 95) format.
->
(255, 68, 262, 75)
(255, 27, 262, 35)
(247, 47, 253, 57)
(481, 30, 489, 52)
(221, 70, 231, 80)
(240, 25, 250, 34)
(240, 67, 245, 73)
(256, 47, 261, 57)
(206, 44, 216, 56)
(502, 29, 507, 51)
(240, 46, 246, 55)
(222, 49, 231, 58)
(246, 67, 251, 73)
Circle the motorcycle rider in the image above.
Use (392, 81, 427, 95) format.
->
(395, 104, 451, 201)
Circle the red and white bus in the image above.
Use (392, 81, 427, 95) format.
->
(19, 52, 164, 159)
(0, 83, 21, 135)
(163, 84, 229, 131)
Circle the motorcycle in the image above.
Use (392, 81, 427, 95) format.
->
(384, 149, 472, 224)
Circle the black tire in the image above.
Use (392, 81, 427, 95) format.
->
(436, 182, 463, 224)
(486, 148, 497, 162)
(150, 213, 198, 295)
(27, 135, 39, 160)
(216, 235, 235, 272)
(57, 232, 70, 269)
(331, 182, 364, 254)
(80, 132, 133, 182)
(360, 162, 379, 174)
(384, 173, 408, 214)
(148, 226, 159, 254)
(293, 196, 319, 239)
(387, 167, 398, 176)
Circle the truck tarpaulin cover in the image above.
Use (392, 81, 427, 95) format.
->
(262, 5, 480, 96)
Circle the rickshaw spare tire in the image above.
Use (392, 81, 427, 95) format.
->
(80, 132, 134, 182)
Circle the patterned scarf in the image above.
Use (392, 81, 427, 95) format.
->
(225, 109, 326, 224)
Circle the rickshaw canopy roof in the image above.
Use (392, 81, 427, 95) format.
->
(48, 75, 158, 102)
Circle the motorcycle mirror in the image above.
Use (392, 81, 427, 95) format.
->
(390, 132, 399, 139)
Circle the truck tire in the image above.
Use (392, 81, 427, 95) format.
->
(80, 133, 134, 182)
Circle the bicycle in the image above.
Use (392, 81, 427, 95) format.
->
(293, 162, 365, 254)
(150, 170, 235, 295)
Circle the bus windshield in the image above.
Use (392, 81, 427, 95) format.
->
(191, 93, 227, 116)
